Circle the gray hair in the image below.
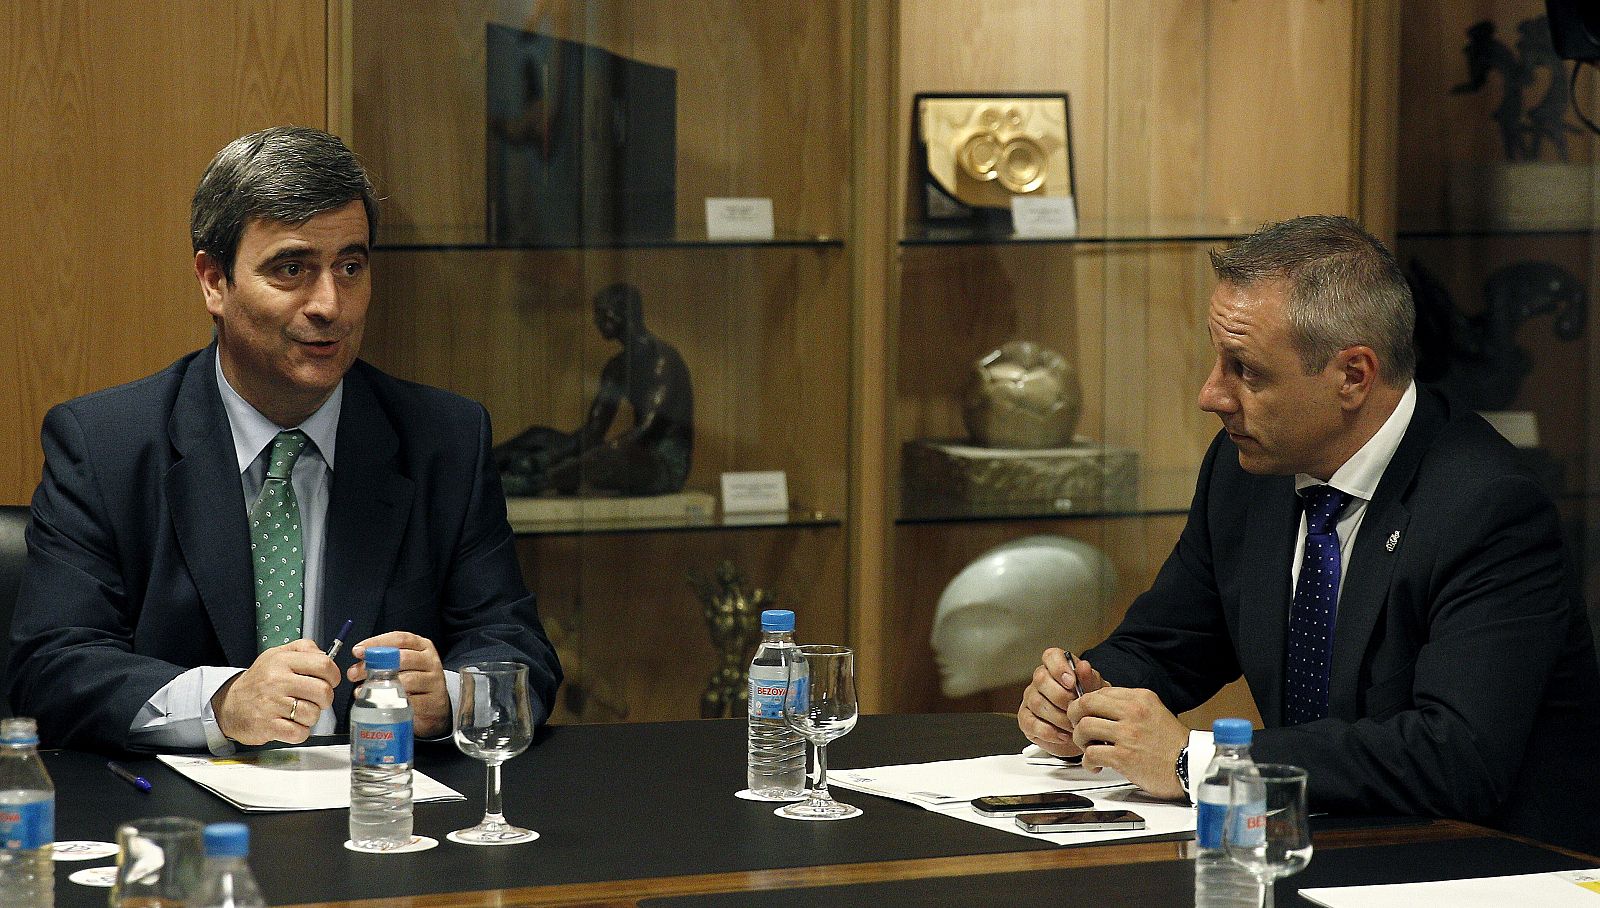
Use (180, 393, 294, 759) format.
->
(190, 126, 378, 282)
(1209, 215, 1415, 385)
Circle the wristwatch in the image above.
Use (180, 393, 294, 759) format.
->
(1174, 744, 1190, 801)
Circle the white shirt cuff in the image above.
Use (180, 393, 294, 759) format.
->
(1185, 729, 1216, 806)
(129, 666, 244, 755)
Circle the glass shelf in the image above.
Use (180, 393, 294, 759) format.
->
(374, 229, 845, 253)
(512, 509, 841, 538)
(901, 217, 1260, 247)
(896, 506, 1188, 526)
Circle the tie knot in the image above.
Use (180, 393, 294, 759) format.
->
(264, 430, 310, 481)
(1302, 485, 1350, 534)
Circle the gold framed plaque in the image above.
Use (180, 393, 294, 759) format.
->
(915, 93, 1075, 223)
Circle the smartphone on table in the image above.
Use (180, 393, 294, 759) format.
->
(1014, 809, 1146, 833)
(970, 790, 1094, 817)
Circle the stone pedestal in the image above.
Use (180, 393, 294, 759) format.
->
(901, 438, 1138, 519)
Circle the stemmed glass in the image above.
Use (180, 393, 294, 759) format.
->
(777, 644, 863, 820)
(1224, 763, 1313, 908)
(448, 662, 539, 845)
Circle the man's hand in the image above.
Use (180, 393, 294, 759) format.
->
(1067, 686, 1189, 799)
(349, 631, 450, 737)
(1017, 648, 1106, 757)
(212, 640, 339, 746)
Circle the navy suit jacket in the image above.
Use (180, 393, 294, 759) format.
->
(1086, 386, 1600, 855)
(6, 346, 562, 752)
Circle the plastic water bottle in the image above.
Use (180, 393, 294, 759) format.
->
(192, 822, 267, 907)
(747, 609, 807, 798)
(349, 645, 414, 849)
(1195, 717, 1262, 908)
(0, 717, 53, 908)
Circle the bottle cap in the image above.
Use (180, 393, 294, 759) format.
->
(363, 646, 400, 671)
(1212, 717, 1253, 745)
(760, 609, 795, 632)
(203, 822, 249, 857)
(0, 717, 39, 746)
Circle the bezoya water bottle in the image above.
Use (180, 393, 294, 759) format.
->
(192, 822, 267, 907)
(747, 609, 807, 798)
(0, 717, 53, 907)
(349, 645, 414, 850)
(1194, 718, 1262, 908)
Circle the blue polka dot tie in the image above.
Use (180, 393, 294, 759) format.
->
(252, 430, 309, 652)
(1285, 485, 1351, 725)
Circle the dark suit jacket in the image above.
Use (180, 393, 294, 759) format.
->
(1086, 386, 1600, 855)
(5, 346, 562, 752)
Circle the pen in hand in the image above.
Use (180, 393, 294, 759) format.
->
(325, 618, 354, 660)
(106, 760, 152, 793)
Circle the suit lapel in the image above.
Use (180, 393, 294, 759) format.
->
(164, 346, 259, 668)
(1236, 476, 1298, 727)
(1327, 389, 1445, 719)
(324, 366, 414, 687)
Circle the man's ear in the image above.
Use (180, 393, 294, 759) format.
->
(195, 251, 228, 318)
(1333, 345, 1380, 410)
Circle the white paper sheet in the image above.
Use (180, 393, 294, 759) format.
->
(1299, 869, 1600, 906)
(157, 745, 465, 812)
(831, 750, 1195, 846)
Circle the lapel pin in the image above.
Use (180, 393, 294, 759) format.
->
(1385, 530, 1401, 552)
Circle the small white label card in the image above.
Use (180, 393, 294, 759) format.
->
(705, 197, 776, 240)
(721, 470, 789, 514)
(1011, 195, 1079, 238)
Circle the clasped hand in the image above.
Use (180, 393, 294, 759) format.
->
(212, 631, 452, 745)
(1016, 647, 1189, 800)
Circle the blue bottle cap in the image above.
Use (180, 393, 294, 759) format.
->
(1212, 717, 1254, 745)
(0, 717, 39, 746)
(363, 646, 400, 671)
(203, 822, 249, 857)
(760, 609, 795, 632)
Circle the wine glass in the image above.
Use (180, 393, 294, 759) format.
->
(1224, 763, 1313, 908)
(777, 644, 863, 820)
(448, 662, 539, 845)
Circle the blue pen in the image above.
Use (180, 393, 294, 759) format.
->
(325, 618, 354, 659)
(106, 761, 152, 793)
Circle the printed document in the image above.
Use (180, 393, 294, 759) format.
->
(832, 748, 1195, 846)
(1299, 869, 1600, 906)
(158, 745, 464, 812)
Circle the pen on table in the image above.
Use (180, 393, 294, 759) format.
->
(1059, 651, 1087, 766)
(325, 618, 354, 660)
(106, 760, 152, 793)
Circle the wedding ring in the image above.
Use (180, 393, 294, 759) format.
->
(288, 698, 300, 723)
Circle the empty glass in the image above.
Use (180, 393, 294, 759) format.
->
(777, 644, 862, 820)
(1224, 763, 1313, 908)
(110, 816, 204, 907)
(447, 662, 538, 845)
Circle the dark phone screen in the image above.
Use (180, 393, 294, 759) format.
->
(971, 791, 1094, 812)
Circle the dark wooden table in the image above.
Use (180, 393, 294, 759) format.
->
(45, 713, 1597, 907)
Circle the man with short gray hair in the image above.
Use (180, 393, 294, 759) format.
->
(1019, 215, 1600, 854)
(6, 126, 562, 753)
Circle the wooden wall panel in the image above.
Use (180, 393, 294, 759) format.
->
(0, 1, 329, 504)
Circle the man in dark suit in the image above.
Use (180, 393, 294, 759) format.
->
(1018, 215, 1600, 854)
(5, 126, 562, 753)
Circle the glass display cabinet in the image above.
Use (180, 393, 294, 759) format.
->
(343, 1, 1401, 726)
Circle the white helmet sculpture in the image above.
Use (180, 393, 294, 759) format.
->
(931, 535, 1115, 698)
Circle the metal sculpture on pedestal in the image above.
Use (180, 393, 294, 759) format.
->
(495, 283, 693, 497)
(689, 561, 771, 719)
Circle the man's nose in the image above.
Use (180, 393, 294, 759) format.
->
(1198, 363, 1235, 414)
(303, 270, 341, 320)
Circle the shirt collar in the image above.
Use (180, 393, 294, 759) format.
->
(1294, 380, 1417, 502)
(215, 352, 342, 474)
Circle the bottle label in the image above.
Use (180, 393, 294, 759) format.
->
(748, 668, 808, 720)
(0, 798, 53, 850)
(352, 720, 413, 766)
(1196, 799, 1225, 849)
(1231, 798, 1267, 847)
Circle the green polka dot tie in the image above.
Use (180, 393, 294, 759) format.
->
(252, 430, 310, 652)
